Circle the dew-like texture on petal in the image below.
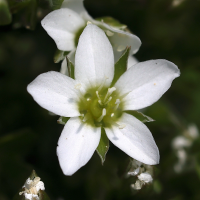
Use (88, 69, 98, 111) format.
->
(57, 117, 101, 175)
(115, 59, 180, 110)
(61, 0, 86, 15)
(75, 24, 114, 88)
(127, 56, 138, 69)
(41, 8, 85, 51)
(105, 113, 159, 165)
(93, 21, 141, 62)
(27, 71, 80, 117)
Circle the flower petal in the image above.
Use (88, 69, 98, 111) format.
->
(127, 56, 138, 69)
(61, 0, 86, 15)
(41, 8, 85, 51)
(115, 59, 180, 110)
(91, 20, 141, 62)
(75, 24, 114, 88)
(57, 117, 101, 175)
(105, 113, 159, 165)
(27, 71, 80, 117)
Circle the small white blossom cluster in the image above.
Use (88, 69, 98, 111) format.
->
(127, 159, 153, 190)
(172, 124, 199, 173)
(19, 177, 45, 200)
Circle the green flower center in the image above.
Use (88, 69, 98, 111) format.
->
(78, 86, 124, 127)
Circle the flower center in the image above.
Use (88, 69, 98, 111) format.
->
(78, 86, 123, 127)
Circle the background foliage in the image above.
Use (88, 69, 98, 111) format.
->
(1, 0, 200, 199)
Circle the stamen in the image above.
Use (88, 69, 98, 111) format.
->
(97, 108, 106, 122)
(104, 96, 112, 105)
(96, 91, 101, 100)
(111, 113, 114, 117)
(82, 113, 89, 122)
(98, 100, 103, 105)
(117, 123, 126, 129)
(74, 83, 82, 90)
(114, 99, 120, 110)
(104, 87, 116, 102)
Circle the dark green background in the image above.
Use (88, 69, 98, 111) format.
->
(1, 0, 200, 199)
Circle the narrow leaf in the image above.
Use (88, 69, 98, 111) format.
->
(0, 0, 12, 25)
(54, 49, 68, 63)
(111, 47, 130, 86)
(95, 16, 127, 30)
(66, 57, 74, 79)
(125, 110, 154, 123)
(96, 128, 109, 165)
(57, 116, 70, 125)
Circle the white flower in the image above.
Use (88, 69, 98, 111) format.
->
(27, 24, 180, 175)
(41, 0, 141, 62)
(138, 172, 153, 183)
(19, 177, 45, 200)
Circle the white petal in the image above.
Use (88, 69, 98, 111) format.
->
(75, 24, 114, 88)
(60, 58, 69, 76)
(57, 117, 101, 175)
(92, 20, 141, 61)
(127, 56, 138, 69)
(115, 59, 180, 110)
(41, 8, 86, 51)
(27, 71, 80, 117)
(61, 0, 86, 15)
(104, 113, 159, 165)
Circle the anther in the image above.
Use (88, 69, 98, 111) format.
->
(97, 108, 106, 122)
(104, 87, 116, 102)
(111, 113, 114, 117)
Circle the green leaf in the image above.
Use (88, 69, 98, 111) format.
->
(125, 110, 154, 123)
(96, 128, 109, 165)
(95, 16, 127, 30)
(111, 47, 130, 86)
(57, 116, 70, 125)
(38, 190, 51, 200)
(0, 0, 12, 25)
(48, 0, 64, 10)
(66, 57, 75, 79)
(54, 49, 68, 63)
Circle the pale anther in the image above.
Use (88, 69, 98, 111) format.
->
(74, 83, 81, 89)
(117, 45, 126, 52)
(111, 113, 114, 117)
(97, 108, 106, 122)
(87, 21, 92, 25)
(104, 87, 116, 102)
(106, 30, 114, 37)
(118, 123, 126, 129)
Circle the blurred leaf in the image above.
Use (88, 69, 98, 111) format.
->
(48, 0, 64, 10)
(0, 0, 12, 25)
(111, 47, 130, 86)
(125, 110, 154, 123)
(96, 128, 109, 165)
(57, 116, 70, 125)
(54, 49, 68, 63)
(95, 16, 127, 30)
(0, 128, 37, 154)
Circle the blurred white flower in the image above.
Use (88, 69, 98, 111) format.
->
(19, 177, 45, 200)
(28, 24, 180, 175)
(41, 0, 141, 63)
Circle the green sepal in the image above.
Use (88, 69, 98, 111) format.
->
(125, 110, 154, 123)
(54, 49, 68, 63)
(95, 16, 127, 30)
(111, 47, 130, 86)
(57, 116, 70, 125)
(38, 190, 51, 200)
(48, 0, 64, 10)
(66, 57, 75, 79)
(0, 0, 12, 25)
(29, 170, 38, 180)
(96, 128, 109, 165)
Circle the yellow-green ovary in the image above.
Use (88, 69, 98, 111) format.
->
(78, 87, 123, 127)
